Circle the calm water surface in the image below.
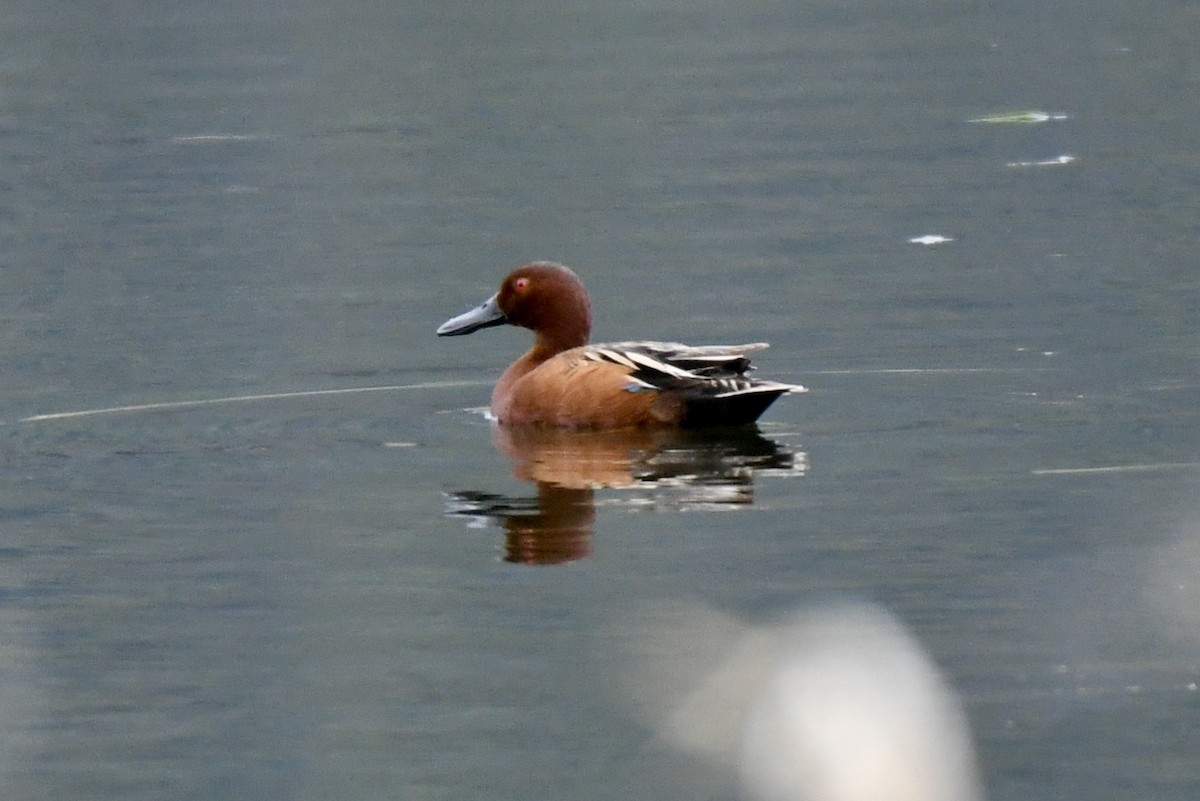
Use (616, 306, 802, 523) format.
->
(2, 1, 1198, 799)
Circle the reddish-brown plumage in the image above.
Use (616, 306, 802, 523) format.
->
(437, 262, 803, 427)
(493, 347, 677, 426)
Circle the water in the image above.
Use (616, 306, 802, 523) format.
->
(2, 1, 1199, 799)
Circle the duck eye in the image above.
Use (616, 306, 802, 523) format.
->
(514, 277, 531, 291)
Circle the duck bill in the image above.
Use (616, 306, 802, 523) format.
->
(436, 293, 508, 336)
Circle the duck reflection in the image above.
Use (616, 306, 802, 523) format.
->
(445, 425, 805, 565)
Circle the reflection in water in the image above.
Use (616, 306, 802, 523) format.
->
(445, 425, 806, 564)
(448, 484, 597, 565)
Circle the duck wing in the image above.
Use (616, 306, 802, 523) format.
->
(581, 341, 805, 426)
(602, 341, 769, 375)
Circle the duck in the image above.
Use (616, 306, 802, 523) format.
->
(436, 262, 805, 427)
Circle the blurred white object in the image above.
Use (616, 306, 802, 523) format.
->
(966, 111, 1069, 123)
(1006, 154, 1076, 168)
(636, 602, 984, 801)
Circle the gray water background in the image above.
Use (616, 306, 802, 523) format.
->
(2, 1, 1199, 799)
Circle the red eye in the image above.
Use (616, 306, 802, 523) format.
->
(514, 276, 530, 291)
